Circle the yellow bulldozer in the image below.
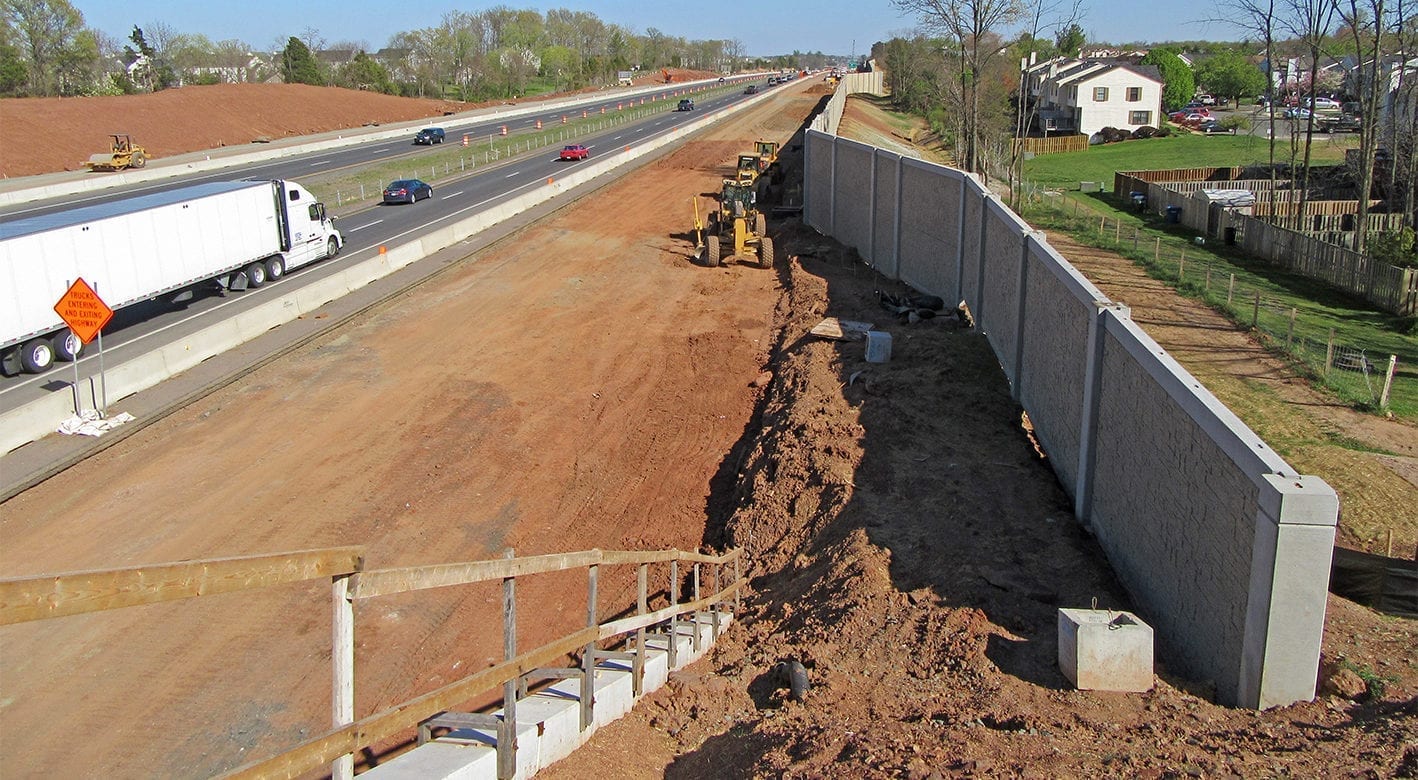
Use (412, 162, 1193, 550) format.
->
(696, 178, 774, 269)
(85, 134, 149, 172)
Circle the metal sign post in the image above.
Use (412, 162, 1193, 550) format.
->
(53, 277, 114, 418)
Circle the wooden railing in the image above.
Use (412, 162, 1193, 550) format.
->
(0, 545, 744, 780)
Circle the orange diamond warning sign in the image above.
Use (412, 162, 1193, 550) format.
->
(53, 278, 113, 344)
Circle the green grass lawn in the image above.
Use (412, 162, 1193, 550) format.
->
(1023, 130, 1358, 191)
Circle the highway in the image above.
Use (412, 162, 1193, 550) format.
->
(0, 76, 792, 410)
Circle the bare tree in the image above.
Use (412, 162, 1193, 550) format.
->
(893, 0, 1026, 174)
(1281, 0, 1340, 230)
(1221, 0, 1284, 224)
(1338, 0, 1391, 250)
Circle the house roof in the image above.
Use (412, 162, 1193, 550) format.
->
(1067, 62, 1164, 86)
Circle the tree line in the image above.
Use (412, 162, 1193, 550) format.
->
(0, 0, 837, 99)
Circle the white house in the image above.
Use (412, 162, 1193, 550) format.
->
(1026, 58, 1165, 138)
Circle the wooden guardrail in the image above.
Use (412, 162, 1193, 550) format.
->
(0, 545, 744, 780)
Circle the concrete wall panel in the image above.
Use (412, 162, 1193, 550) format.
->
(979, 198, 1026, 385)
(959, 183, 986, 306)
(871, 150, 901, 274)
(897, 158, 958, 299)
(1016, 236, 1107, 490)
(832, 138, 876, 264)
(805, 130, 835, 234)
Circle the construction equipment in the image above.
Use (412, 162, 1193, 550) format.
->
(84, 134, 148, 172)
(704, 179, 773, 269)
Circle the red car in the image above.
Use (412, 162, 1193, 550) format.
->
(559, 144, 589, 161)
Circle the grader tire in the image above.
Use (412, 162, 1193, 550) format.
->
(706, 235, 721, 267)
(754, 213, 766, 237)
(758, 236, 775, 269)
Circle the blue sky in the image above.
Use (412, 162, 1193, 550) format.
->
(76, 1, 1238, 58)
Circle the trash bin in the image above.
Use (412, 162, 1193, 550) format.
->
(1130, 191, 1147, 211)
(1224, 227, 1237, 245)
(1165, 206, 1182, 224)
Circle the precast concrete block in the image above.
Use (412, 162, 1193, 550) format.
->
(360, 740, 499, 779)
(1058, 608, 1154, 692)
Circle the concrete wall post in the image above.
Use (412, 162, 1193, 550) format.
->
(1238, 474, 1338, 708)
(1011, 231, 1036, 403)
(1074, 303, 1129, 526)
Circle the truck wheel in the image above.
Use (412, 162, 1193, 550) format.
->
(706, 235, 721, 267)
(54, 331, 83, 362)
(327, 237, 339, 258)
(758, 236, 775, 269)
(246, 262, 267, 288)
(265, 257, 285, 280)
(20, 338, 55, 374)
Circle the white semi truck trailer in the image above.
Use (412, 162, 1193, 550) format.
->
(0, 179, 342, 375)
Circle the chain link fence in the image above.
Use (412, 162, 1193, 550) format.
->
(1015, 182, 1411, 418)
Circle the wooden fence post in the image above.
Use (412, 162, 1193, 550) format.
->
(1380, 355, 1398, 409)
(1325, 328, 1336, 376)
(1227, 274, 1236, 306)
(499, 548, 517, 780)
(1154, 237, 1160, 262)
(711, 562, 722, 640)
(581, 563, 598, 730)
(635, 564, 647, 696)
(1179, 255, 1186, 283)
(667, 559, 680, 669)
(331, 573, 355, 780)
(1286, 308, 1297, 348)
(1252, 292, 1261, 328)
(691, 563, 702, 653)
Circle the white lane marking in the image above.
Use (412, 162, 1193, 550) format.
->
(442, 191, 464, 199)
(505, 171, 521, 178)
(612, 135, 622, 141)
(346, 220, 382, 232)
(308, 160, 331, 167)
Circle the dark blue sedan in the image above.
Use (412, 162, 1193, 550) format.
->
(382, 179, 432, 204)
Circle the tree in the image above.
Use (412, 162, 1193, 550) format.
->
(1193, 50, 1265, 107)
(1139, 47, 1195, 110)
(0, 31, 27, 93)
(892, 0, 1026, 175)
(2, 0, 95, 95)
(1054, 22, 1085, 56)
(336, 51, 394, 93)
(280, 35, 322, 85)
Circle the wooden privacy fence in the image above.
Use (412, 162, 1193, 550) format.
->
(0, 545, 745, 780)
(1013, 134, 1088, 155)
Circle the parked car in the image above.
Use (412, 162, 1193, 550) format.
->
(1283, 106, 1313, 120)
(1305, 97, 1341, 110)
(1196, 94, 1216, 105)
(413, 127, 445, 145)
(1315, 114, 1362, 133)
(382, 179, 432, 204)
(559, 144, 589, 161)
(1196, 119, 1229, 134)
(744, 85, 759, 94)
(677, 98, 695, 111)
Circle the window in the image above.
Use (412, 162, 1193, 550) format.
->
(1093, 86, 1109, 101)
(1129, 110, 1152, 125)
(1069, 86, 1077, 100)
(1126, 87, 1142, 101)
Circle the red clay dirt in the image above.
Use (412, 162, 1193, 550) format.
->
(0, 82, 1414, 779)
(0, 68, 721, 178)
